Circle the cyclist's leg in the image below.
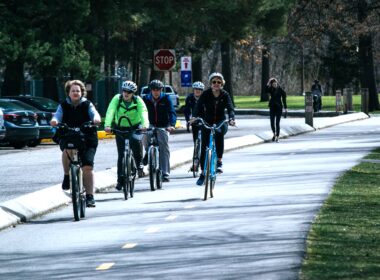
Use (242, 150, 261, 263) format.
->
(199, 128, 210, 172)
(142, 132, 150, 165)
(191, 124, 198, 143)
(215, 129, 225, 173)
(61, 148, 72, 190)
(81, 147, 97, 207)
(130, 136, 144, 177)
(156, 129, 170, 179)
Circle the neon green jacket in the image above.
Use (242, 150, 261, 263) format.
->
(105, 94, 149, 128)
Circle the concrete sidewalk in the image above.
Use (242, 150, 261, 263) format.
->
(0, 112, 369, 231)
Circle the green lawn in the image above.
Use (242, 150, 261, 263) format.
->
(299, 147, 380, 279)
(180, 95, 372, 112)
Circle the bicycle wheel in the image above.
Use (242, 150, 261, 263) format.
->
(209, 151, 217, 198)
(204, 149, 212, 201)
(123, 151, 131, 200)
(192, 139, 201, 178)
(149, 147, 157, 191)
(70, 164, 81, 221)
(79, 169, 86, 218)
(130, 156, 136, 198)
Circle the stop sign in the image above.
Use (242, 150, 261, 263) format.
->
(154, 49, 176, 71)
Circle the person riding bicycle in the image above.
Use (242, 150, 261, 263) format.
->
(142, 79, 177, 182)
(104, 80, 149, 191)
(50, 80, 101, 207)
(192, 72, 235, 186)
(184, 81, 205, 142)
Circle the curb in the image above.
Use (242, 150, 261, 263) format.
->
(0, 113, 370, 231)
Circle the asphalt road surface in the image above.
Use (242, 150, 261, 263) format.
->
(0, 117, 379, 279)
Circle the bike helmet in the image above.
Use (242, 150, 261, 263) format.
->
(122, 80, 138, 93)
(149, 79, 164, 90)
(192, 81, 205, 90)
(208, 72, 225, 84)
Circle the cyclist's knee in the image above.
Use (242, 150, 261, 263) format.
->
(82, 165, 93, 172)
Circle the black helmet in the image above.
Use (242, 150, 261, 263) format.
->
(314, 79, 319, 83)
(149, 79, 164, 90)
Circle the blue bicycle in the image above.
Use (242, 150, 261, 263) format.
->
(196, 118, 228, 201)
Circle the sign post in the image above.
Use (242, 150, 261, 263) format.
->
(180, 56, 192, 88)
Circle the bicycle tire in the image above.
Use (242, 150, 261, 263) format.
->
(192, 139, 201, 178)
(209, 151, 217, 198)
(123, 151, 131, 200)
(204, 149, 212, 201)
(70, 165, 81, 221)
(79, 169, 86, 218)
(149, 147, 156, 191)
(130, 156, 136, 197)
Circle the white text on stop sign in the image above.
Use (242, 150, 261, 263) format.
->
(155, 56, 174, 64)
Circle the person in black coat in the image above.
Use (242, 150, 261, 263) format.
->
(266, 77, 287, 142)
(192, 72, 235, 186)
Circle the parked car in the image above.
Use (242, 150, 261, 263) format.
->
(0, 98, 55, 146)
(0, 99, 39, 149)
(140, 85, 180, 107)
(0, 108, 6, 140)
(2, 95, 59, 112)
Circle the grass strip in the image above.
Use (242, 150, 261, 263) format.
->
(300, 147, 380, 279)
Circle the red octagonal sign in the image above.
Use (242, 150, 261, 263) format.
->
(154, 49, 176, 71)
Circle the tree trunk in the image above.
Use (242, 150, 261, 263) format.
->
(192, 53, 202, 82)
(260, 46, 270, 102)
(221, 39, 233, 104)
(43, 76, 60, 101)
(1, 59, 24, 96)
(357, 0, 379, 111)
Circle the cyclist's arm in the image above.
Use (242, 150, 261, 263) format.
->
(136, 96, 149, 128)
(50, 104, 63, 126)
(166, 95, 177, 127)
(281, 88, 287, 110)
(88, 102, 101, 124)
(104, 94, 120, 128)
(224, 92, 235, 124)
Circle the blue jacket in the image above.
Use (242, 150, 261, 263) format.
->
(142, 92, 177, 127)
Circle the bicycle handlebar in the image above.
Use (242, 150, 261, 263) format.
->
(193, 118, 229, 131)
(57, 121, 97, 132)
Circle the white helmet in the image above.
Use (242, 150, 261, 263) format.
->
(122, 80, 138, 93)
(208, 72, 225, 84)
(192, 81, 205, 90)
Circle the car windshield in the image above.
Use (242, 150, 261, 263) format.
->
(29, 97, 59, 111)
(0, 100, 36, 111)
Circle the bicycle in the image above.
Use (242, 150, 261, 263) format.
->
(195, 118, 228, 201)
(111, 116, 141, 200)
(57, 121, 96, 221)
(145, 127, 165, 191)
(190, 123, 202, 178)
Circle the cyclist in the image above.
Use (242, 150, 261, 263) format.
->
(104, 80, 149, 191)
(266, 77, 287, 142)
(192, 72, 235, 186)
(142, 79, 177, 182)
(50, 80, 101, 207)
(184, 81, 205, 141)
(311, 79, 322, 111)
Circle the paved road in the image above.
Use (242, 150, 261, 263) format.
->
(0, 117, 379, 279)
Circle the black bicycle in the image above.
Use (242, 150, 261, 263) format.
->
(111, 116, 140, 200)
(195, 118, 228, 200)
(146, 127, 165, 191)
(57, 122, 95, 221)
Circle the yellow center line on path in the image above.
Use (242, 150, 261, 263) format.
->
(226, 181, 235, 185)
(184, 205, 196, 209)
(96, 263, 115, 270)
(122, 243, 137, 249)
(165, 214, 178, 221)
(145, 227, 160, 233)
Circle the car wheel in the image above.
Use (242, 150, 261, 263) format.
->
(12, 141, 27, 149)
(28, 139, 41, 147)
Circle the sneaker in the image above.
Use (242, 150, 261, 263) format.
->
(86, 194, 96, 208)
(62, 175, 70, 190)
(196, 174, 205, 186)
(138, 167, 145, 178)
(272, 135, 276, 142)
(275, 136, 279, 142)
(142, 154, 148, 166)
(115, 182, 123, 191)
(163, 175, 170, 182)
(217, 161, 223, 173)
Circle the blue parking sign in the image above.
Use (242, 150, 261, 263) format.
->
(181, 71, 192, 87)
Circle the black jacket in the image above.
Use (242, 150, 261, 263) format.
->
(193, 88, 234, 125)
(267, 86, 287, 110)
(142, 93, 177, 127)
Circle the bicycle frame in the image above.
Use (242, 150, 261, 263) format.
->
(146, 127, 164, 191)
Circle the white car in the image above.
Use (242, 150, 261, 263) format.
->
(0, 108, 5, 140)
(140, 85, 180, 107)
